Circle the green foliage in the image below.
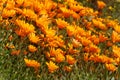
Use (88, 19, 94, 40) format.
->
(0, 0, 120, 80)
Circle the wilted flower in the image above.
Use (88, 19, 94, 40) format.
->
(63, 66, 72, 72)
(84, 53, 89, 62)
(11, 50, 20, 55)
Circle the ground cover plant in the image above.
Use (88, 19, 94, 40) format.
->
(0, 0, 120, 80)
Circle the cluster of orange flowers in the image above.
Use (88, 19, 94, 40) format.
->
(1, 0, 120, 73)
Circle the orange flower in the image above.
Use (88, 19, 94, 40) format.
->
(47, 41, 58, 47)
(99, 34, 108, 42)
(85, 22, 92, 30)
(23, 0, 33, 7)
(56, 18, 69, 29)
(81, 37, 92, 46)
(93, 37, 100, 45)
(14, 8, 23, 14)
(55, 53, 65, 63)
(89, 55, 101, 63)
(84, 46, 90, 53)
(76, 27, 86, 37)
(97, 1, 106, 9)
(89, 54, 114, 63)
(79, 9, 86, 16)
(24, 58, 40, 69)
(48, 11, 56, 18)
(39, 9, 48, 15)
(49, 48, 65, 57)
(69, 4, 83, 12)
(66, 25, 76, 37)
(56, 13, 64, 18)
(88, 35, 99, 45)
(84, 44, 100, 53)
(36, 15, 50, 33)
(28, 45, 37, 53)
(100, 55, 114, 63)
(60, 7, 71, 18)
(50, 57, 56, 62)
(15, 0, 24, 7)
(115, 58, 120, 65)
(22, 8, 37, 20)
(65, 0, 77, 4)
(6, 0, 15, 9)
(28, 33, 40, 44)
(106, 20, 118, 28)
(70, 11, 80, 19)
(2, 9, 16, 18)
(105, 63, 117, 72)
(111, 31, 120, 43)
(45, 29, 56, 38)
(72, 38, 81, 48)
(43, 0, 57, 11)
(66, 55, 76, 65)
(55, 35, 65, 48)
(92, 19, 107, 30)
(114, 25, 120, 33)
(15, 19, 35, 37)
(68, 43, 79, 54)
(79, 8, 94, 16)
(89, 44, 100, 53)
(112, 45, 120, 58)
(32, 0, 43, 13)
(46, 61, 59, 73)
(49, 48, 57, 57)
